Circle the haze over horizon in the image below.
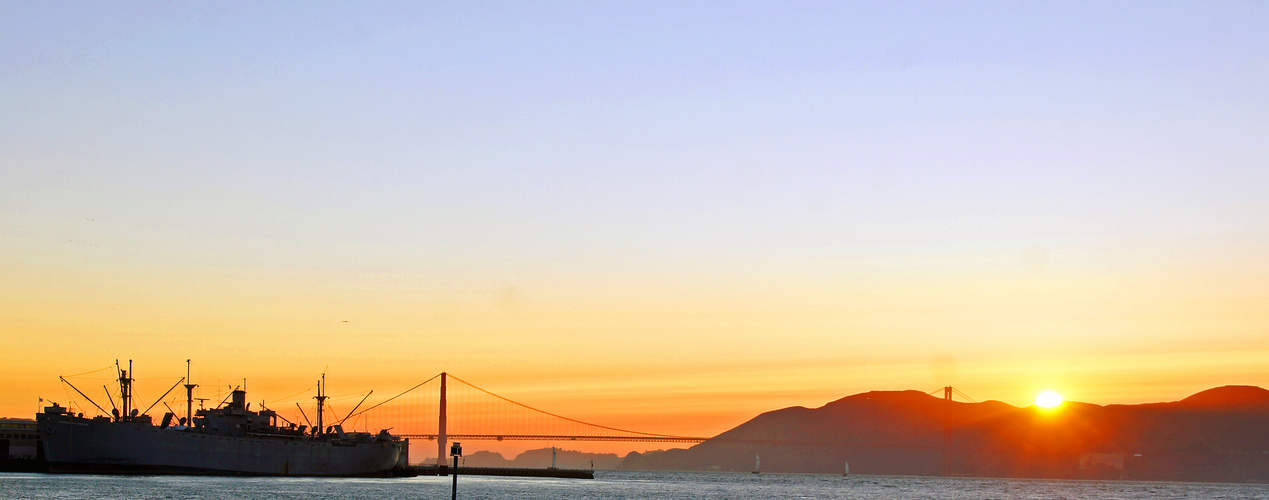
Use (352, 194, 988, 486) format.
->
(3, 2, 1267, 457)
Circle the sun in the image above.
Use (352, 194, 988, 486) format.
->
(1035, 391, 1065, 409)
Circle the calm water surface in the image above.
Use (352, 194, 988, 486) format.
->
(3, 471, 1268, 499)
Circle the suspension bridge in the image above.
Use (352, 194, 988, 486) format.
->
(334, 372, 709, 465)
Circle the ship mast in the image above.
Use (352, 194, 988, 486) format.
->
(314, 373, 328, 435)
(117, 359, 134, 420)
(184, 359, 198, 425)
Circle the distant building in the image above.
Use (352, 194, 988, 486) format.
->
(1, 417, 47, 471)
(1, 418, 40, 460)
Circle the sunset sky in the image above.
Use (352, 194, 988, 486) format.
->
(3, 2, 1268, 458)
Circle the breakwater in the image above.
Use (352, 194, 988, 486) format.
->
(413, 464, 594, 479)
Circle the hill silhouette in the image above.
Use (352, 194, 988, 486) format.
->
(1175, 385, 1269, 410)
(619, 387, 1269, 482)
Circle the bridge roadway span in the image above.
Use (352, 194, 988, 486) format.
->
(404, 434, 960, 451)
(402, 434, 707, 443)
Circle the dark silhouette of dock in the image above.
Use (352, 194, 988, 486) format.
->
(412, 464, 594, 479)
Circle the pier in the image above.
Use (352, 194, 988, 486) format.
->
(412, 465, 594, 479)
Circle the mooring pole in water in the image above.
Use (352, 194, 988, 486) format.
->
(450, 441, 462, 500)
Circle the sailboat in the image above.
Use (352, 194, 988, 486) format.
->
(752, 454, 760, 474)
(843, 460, 850, 477)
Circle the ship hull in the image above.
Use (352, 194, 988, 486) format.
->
(38, 413, 400, 477)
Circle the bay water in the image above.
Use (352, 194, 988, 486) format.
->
(3, 471, 1268, 499)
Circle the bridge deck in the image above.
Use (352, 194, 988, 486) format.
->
(401, 434, 707, 443)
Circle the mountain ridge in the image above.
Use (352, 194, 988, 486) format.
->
(619, 386, 1269, 482)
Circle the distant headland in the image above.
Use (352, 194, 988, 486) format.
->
(618, 385, 1269, 483)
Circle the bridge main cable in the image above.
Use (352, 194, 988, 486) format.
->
(446, 373, 699, 440)
(345, 372, 442, 421)
(399, 434, 707, 443)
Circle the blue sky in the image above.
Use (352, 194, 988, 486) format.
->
(6, 2, 1265, 269)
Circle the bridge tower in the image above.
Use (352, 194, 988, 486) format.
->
(942, 386, 952, 476)
(438, 372, 448, 466)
